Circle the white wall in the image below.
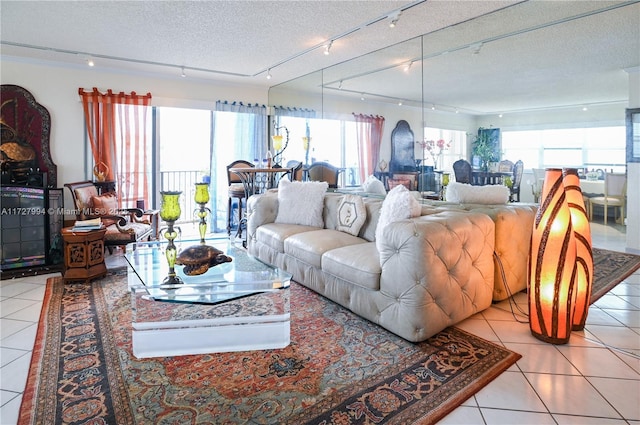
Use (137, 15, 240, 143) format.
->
(1, 58, 268, 212)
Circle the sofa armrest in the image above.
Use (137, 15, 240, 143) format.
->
(375, 211, 495, 340)
(247, 191, 279, 245)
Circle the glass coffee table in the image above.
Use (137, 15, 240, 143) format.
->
(125, 238, 291, 358)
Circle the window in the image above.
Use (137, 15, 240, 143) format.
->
(277, 116, 360, 186)
(423, 127, 468, 171)
(502, 127, 626, 172)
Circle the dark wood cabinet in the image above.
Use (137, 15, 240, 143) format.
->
(0, 186, 64, 274)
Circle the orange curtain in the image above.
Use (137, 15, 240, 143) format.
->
(79, 88, 152, 208)
(353, 113, 385, 182)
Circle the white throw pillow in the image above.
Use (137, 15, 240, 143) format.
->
(446, 181, 510, 204)
(361, 174, 387, 195)
(375, 185, 421, 252)
(336, 194, 367, 236)
(275, 179, 328, 227)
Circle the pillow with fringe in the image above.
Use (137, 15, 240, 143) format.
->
(336, 194, 367, 236)
(275, 179, 328, 227)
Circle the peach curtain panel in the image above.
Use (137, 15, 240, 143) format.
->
(353, 113, 385, 182)
(79, 88, 152, 208)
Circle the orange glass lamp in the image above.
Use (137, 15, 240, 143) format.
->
(528, 168, 577, 344)
(562, 168, 593, 330)
(271, 125, 289, 167)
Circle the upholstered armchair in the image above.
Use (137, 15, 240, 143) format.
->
(65, 181, 153, 253)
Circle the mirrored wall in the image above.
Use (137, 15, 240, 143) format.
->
(269, 1, 637, 168)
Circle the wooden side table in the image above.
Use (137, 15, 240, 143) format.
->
(62, 227, 107, 283)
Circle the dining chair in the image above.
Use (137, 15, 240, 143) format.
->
(306, 161, 343, 188)
(588, 172, 626, 225)
(226, 160, 255, 236)
(510, 160, 524, 202)
(452, 159, 472, 184)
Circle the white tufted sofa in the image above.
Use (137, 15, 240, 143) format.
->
(247, 191, 503, 342)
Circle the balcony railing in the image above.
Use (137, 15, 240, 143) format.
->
(160, 170, 204, 225)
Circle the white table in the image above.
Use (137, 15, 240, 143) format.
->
(580, 179, 605, 195)
(125, 238, 291, 358)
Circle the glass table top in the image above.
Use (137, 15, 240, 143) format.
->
(125, 238, 291, 305)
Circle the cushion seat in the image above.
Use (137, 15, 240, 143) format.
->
(284, 229, 366, 268)
(256, 223, 320, 253)
(322, 242, 381, 290)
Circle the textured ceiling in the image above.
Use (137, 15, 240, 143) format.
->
(1, 0, 639, 115)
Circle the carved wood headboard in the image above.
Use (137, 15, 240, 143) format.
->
(1, 84, 57, 188)
(389, 120, 416, 174)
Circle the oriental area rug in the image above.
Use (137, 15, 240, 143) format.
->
(591, 247, 640, 303)
(19, 271, 520, 425)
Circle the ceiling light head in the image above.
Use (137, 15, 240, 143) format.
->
(86, 57, 95, 67)
(389, 11, 402, 28)
(404, 61, 413, 72)
(324, 41, 333, 55)
(266, 69, 272, 80)
(582, 106, 588, 111)
(471, 42, 483, 55)
(180, 67, 186, 78)
(338, 80, 343, 89)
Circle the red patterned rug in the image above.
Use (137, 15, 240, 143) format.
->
(591, 248, 640, 303)
(19, 271, 520, 424)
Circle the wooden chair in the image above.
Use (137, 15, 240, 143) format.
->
(285, 160, 304, 181)
(498, 159, 514, 173)
(510, 160, 524, 202)
(588, 172, 627, 225)
(226, 160, 254, 236)
(64, 181, 153, 253)
(307, 161, 343, 188)
(452, 159, 472, 184)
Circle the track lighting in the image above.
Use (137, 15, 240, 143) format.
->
(404, 61, 413, 72)
(338, 80, 343, 89)
(471, 42, 483, 55)
(180, 67, 186, 78)
(324, 41, 333, 55)
(389, 11, 402, 28)
(266, 69, 272, 80)
(86, 57, 95, 67)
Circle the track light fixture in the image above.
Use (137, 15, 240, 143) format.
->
(404, 61, 413, 72)
(324, 41, 333, 55)
(389, 11, 402, 28)
(471, 42, 483, 55)
(180, 67, 186, 78)
(266, 69, 272, 80)
(338, 80, 343, 89)
(86, 57, 95, 67)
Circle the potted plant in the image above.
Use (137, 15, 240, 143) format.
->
(471, 128, 499, 171)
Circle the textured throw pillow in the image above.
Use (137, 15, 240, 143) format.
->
(336, 194, 367, 236)
(375, 185, 421, 252)
(275, 179, 328, 227)
(446, 181, 510, 204)
(91, 193, 119, 216)
(361, 174, 387, 195)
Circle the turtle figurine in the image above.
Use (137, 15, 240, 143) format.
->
(175, 244, 233, 276)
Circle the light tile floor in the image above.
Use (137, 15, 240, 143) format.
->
(1, 223, 638, 425)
